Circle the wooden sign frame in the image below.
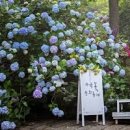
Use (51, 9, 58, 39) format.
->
(76, 70, 105, 126)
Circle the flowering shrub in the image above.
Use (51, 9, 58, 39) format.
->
(0, 0, 129, 129)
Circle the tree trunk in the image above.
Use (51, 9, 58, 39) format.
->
(109, 0, 119, 36)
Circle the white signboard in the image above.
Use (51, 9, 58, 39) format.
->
(77, 70, 105, 126)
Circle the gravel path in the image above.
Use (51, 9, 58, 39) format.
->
(18, 120, 130, 130)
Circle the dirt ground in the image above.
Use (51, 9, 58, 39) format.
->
(18, 120, 130, 130)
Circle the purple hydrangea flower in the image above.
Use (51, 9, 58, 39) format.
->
(8, 0, 14, 4)
(49, 36, 58, 44)
(67, 58, 77, 67)
(50, 45, 58, 54)
(33, 88, 42, 98)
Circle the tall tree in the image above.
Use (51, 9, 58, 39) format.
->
(109, 0, 119, 36)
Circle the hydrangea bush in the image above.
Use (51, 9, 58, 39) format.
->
(0, 0, 129, 129)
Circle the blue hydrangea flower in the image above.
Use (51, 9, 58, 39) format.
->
(49, 86, 56, 92)
(0, 73, 6, 82)
(98, 49, 104, 55)
(58, 32, 64, 38)
(113, 65, 120, 72)
(41, 44, 50, 54)
(1, 121, 16, 130)
(86, 12, 95, 19)
(51, 75, 60, 81)
(78, 48, 85, 55)
(8, 0, 14, 4)
(119, 69, 125, 77)
(39, 57, 46, 63)
(12, 42, 20, 49)
(84, 29, 90, 34)
(27, 26, 35, 33)
(7, 54, 13, 60)
(57, 110, 64, 117)
(0, 50, 6, 58)
(18, 72, 25, 78)
(46, 82, 52, 88)
(66, 48, 74, 54)
(10, 62, 19, 71)
(42, 87, 48, 95)
(2, 41, 11, 49)
(109, 35, 115, 40)
(41, 12, 49, 19)
(52, 107, 60, 116)
(114, 43, 120, 49)
(12, 23, 19, 28)
(99, 41, 106, 48)
(59, 2, 67, 9)
(52, 60, 58, 66)
(56, 23, 65, 30)
(51, 26, 58, 31)
(20, 42, 29, 50)
(91, 44, 97, 50)
(48, 20, 55, 26)
(79, 56, 85, 62)
(0, 106, 9, 115)
(8, 9, 15, 15)
(21, 7, 29, 13)
(73, 69, 79, 76)
(12, 28, 19, 35)
(53, 55, 60, 61)
(86, 38, 92, 44)
(104, 83, 110, 89)
(18, 27, 28, 35)
(90, 22, 96, 29)
(64, 30, 73, 36)
(59, 71, 67, 79)
(1, 121, 10, 130)
(91, 50, 99, 58)
(5, 23, 13, 29)
(0, 89, 7, 97)
(52, 4, 59, 13)
(86, 52, 92, 58)
(7, 32, 14, 39)
(38, 80, 45, 87)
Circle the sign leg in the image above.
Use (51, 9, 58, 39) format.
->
(96, 115, 99, 122)
(82, 114, 85, 126)
(77, 81, 80, 124)
(102, 114, 105, 125)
